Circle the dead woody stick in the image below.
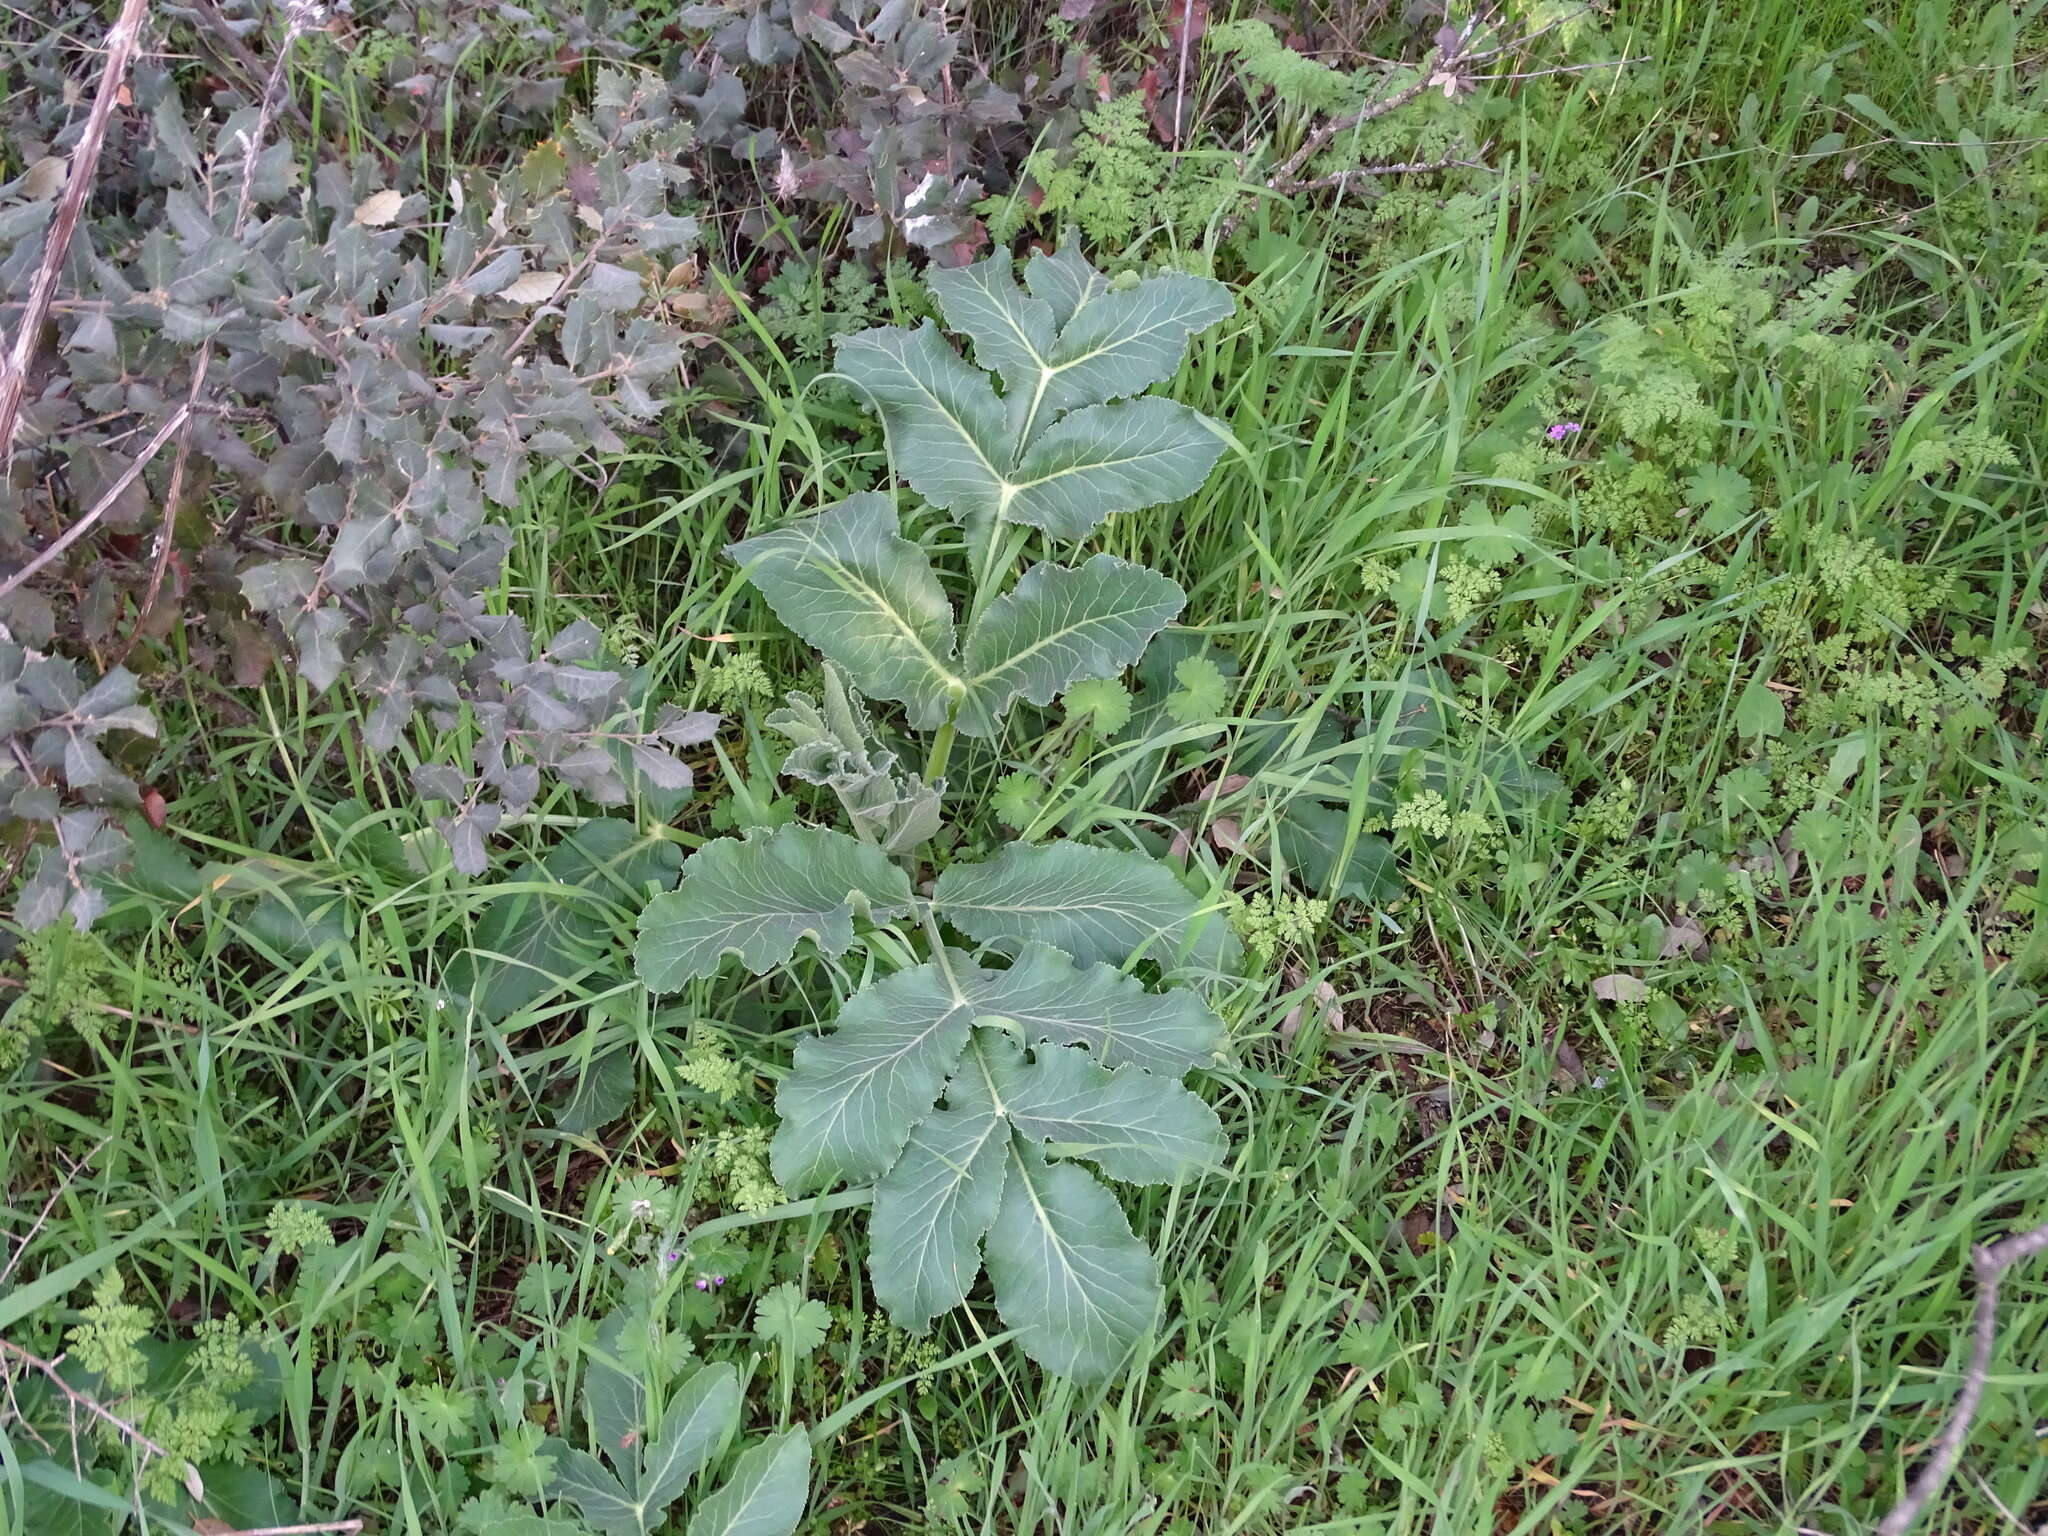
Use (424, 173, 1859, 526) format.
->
(1874, 1216, 2048, 1535)
(0, 0, 152, 480)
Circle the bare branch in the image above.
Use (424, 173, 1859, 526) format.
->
(1286, 148, 1496, 195)
(1875, 1217, 2048, 1536)
(0, 0, 151, 480)
(0, 402, 194, 604)
(0, 1337, 177, 1466)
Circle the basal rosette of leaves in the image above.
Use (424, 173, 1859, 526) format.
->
(633, 244, 1241, 1377)
(544, 1343, 810, 1536)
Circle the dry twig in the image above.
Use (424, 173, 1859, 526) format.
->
(0, 1336, 183, 1479)
(1874, 1217, 2048, 1536)
(0, 0, 151, 480)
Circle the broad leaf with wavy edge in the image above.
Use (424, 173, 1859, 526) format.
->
(980, 1031, 1225, 1184)
(834, 323, 1009, 521)
(931, 249, 1232, 453)
(925, 253, 1056, 407)
(1032, 271, 1234, 429)
(933, 841, 1241, 972)
(867, 1050, 1008, 1330)
(974, 942, 1225, 1074)
(727, 494, 963, 729)
(1024, 241, 1108, 329)
(634, 824, 912, 990)
(1003, 398, 1225, 539)
(686, 1428, 810, 1536)
(771, 960, 980, 1193)
(956, 555, 1185, 736)
(637, 1364, 740, 1512)
(983, 1137, 1159, 1379)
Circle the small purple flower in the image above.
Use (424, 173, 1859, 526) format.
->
(1546, 422, 1582, 442)
(711, 1274, 726, 1288)
(694, 1277, 709, 1291)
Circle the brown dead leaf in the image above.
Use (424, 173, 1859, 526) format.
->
(1592, 973, 1649, 1003)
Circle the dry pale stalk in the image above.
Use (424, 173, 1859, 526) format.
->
(1874, 1217, 2048, 1535)
(0, 0, 152, 480)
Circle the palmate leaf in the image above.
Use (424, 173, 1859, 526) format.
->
(836, 243, 1232, 540)
(634, 823, 912, 991)
(932, 841, 1241, 972)
(772, 943, 1225, 1193)
(956, 555, 1185, 736)
(773, 940, 1228, 1377)
(729, 497, 1186, 741)
(727, 494, 962, 730)
(929, 246, 1234, 447)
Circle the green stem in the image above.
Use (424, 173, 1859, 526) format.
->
(678, 1185, 874, 1256)
(924, 717, 957, 782)
(808, 1329, 1018, 1445)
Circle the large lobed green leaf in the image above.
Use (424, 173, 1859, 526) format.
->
(983, 1139, 1161, 1379)
(727, 494, 963, 731)
(772, 933, 1228, 1377)
(728, 496, 1186, 740)
(835, 244, 1232, 541)
(956, 555, 1185, 736)
(634, 824, 913, 991)
(933, 841, 1241, 972)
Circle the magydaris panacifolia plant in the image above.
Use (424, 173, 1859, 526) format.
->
(546, 1347, 809, 1536)
(634, 242, 1240, 1377)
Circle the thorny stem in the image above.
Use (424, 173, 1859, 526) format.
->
(0, 0, 150, 480)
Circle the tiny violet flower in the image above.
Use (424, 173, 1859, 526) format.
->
(712, 1274, 726, 1288)
(1546, 422, 1583, 442)
(695, 1277, 709, 1291)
